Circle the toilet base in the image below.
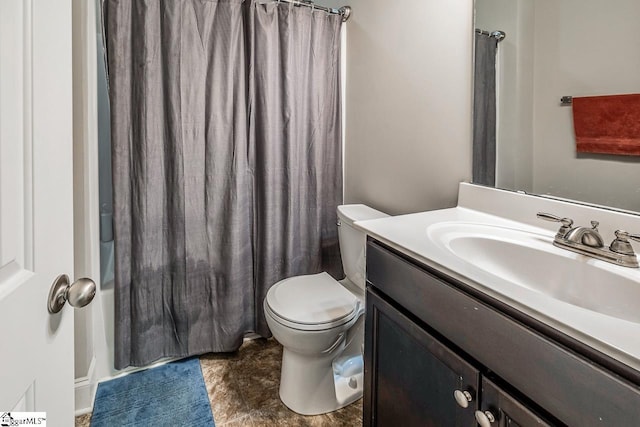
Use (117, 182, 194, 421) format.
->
(278, 346, 363, 415)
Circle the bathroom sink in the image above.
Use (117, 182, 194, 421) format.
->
(427, 222, 640, 324)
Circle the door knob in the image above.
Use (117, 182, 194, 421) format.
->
(48, 274, 96, 313)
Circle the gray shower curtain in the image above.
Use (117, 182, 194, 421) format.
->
(250, 3, 343, 337)
(472, 32, 498, 186)
(104, 0, 343, 369)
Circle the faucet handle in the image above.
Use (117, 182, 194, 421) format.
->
(610, 230, 640, 255)
(537, 212, 574, 238)
(536, 212, 573, 226)
(614, 230, 640, 242)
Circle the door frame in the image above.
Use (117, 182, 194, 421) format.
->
(71, 0, 110, 415)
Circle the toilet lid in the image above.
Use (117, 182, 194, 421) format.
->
(265, 272, 359, 329)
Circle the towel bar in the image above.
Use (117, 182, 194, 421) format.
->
(560, 96, 573, 106)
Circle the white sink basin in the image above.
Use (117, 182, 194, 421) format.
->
(428, 222, 640, 324)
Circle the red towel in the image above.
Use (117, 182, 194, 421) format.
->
(572, 93, 640, 156)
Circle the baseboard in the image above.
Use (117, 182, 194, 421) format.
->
(74, 356, 97, 416)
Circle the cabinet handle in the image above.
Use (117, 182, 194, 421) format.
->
(475, 410, 496, 426)
(453, 390, 473, 408)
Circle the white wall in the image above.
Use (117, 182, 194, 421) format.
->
(532, 0, 640, 211)
(326, 0, 474, 215)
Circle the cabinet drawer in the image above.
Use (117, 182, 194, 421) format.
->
(366, 240, 640, 426)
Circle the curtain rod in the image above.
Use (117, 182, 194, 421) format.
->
(267, 0, 352, 22)
(475, 28, 506, 42)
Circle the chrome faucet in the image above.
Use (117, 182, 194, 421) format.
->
(564, 220, 604, 248)
(537, 212, 640, 268)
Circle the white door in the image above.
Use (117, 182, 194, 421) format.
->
(0, 0, 75, 425)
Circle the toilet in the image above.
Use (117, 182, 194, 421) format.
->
(264, 204, 388, 415)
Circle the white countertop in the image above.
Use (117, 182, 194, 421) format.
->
(354, 183, 640, 372)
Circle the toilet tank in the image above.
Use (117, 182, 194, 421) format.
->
(337, 204, 389, 290)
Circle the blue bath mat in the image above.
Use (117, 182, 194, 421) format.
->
(91, 358, 215, 427)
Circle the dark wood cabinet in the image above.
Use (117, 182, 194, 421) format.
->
(364, 289, 479, 426)
(364, 239, 640, 426)
(479, 377, 551, 427)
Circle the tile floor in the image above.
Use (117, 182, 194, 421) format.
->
(75, 338, 362, 426)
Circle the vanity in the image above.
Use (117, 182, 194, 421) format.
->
(357, 184, 640, 426)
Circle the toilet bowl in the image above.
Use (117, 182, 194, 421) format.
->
(264, 204, 388, 415)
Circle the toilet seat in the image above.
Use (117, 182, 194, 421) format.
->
(265, 272, 361, 331)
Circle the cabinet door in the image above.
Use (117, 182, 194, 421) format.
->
(478, 377, 556, 427)
(364, 288, 480, 426)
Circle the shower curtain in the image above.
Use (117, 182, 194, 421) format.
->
(250, 3, 343, 337)
(472, 32, 498, 186)
(104, 0, 343, 369)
